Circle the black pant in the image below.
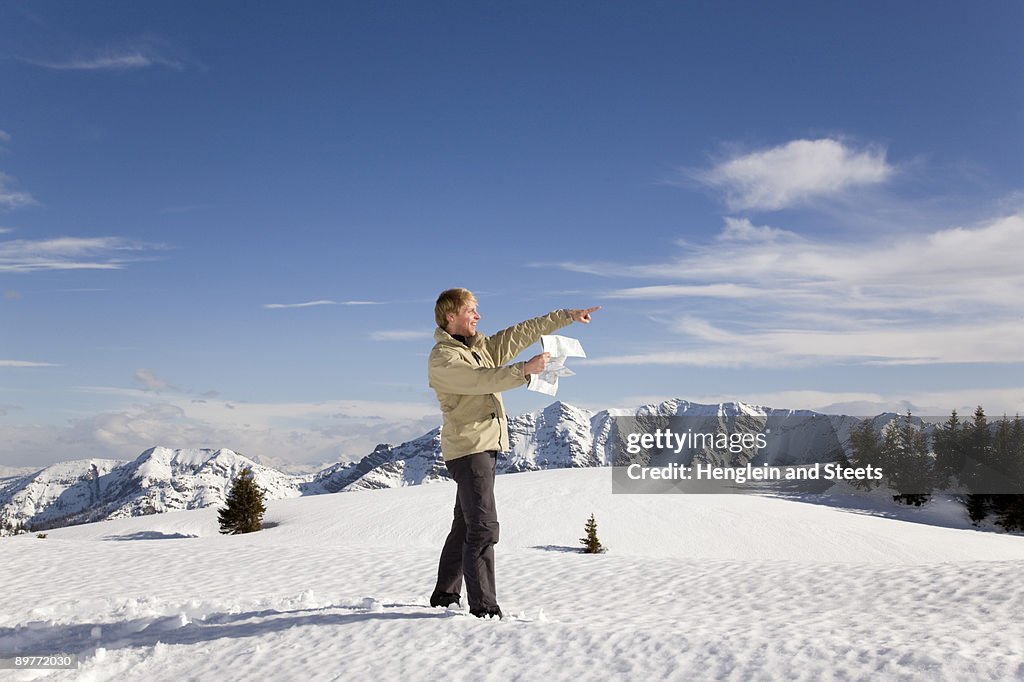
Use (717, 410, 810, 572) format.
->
(433, 451, 500, 610)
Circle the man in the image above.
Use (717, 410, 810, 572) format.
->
(427, 287, 599, 618)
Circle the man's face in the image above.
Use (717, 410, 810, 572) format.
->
(447, 301, 480, 337)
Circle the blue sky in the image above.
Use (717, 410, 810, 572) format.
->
(2, 1, 1023, 469)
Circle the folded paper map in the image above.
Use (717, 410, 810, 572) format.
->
(527, 334, 586, 396)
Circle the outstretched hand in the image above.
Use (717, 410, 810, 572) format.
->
(568, 306, 601, 323)
(524, 352, 550, 376)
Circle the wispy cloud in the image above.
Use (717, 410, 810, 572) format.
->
(573, 212, 1024, 368)
(134, 368, 173, 392)
(602, 214, 1024, 311)
(22, 32, 192, 73)
(33, 53, 154, 70)
(695, 138, 893, 211)
(0, 236, 154, 273)
(0, 172, 36, 209)
(370, 330, 433, 341)
(585, 319, 1024, 368)
(28, 45, 185, 72)
(605, 283, 768, 300)
(716, 217, 801, 243)
(263, 300, 381, 309)
(0, 360, 60, 368)
(42, 388, 442, 466)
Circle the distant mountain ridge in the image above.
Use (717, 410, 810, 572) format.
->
(0, 447, 307, 532)
(0, 399, 903, 533)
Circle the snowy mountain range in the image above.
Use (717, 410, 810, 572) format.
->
(0, 399, 902, 533)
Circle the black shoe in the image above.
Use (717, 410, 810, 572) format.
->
(470, 605, 502, 619)
(429, 592, 461, 608)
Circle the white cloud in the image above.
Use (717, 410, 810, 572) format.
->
(370, 330, 433, 341)
(586, 319, 1024, 368)
(699, 138, 893, 211)
(579, 212, 1024, 368)
(29, 390, 443, 466)
(0, 236, 151, 272)
(264, 300, 380, 309)
(134, 368, 171, 392)
(48, 54, 153, 70)
(23, 33, 190, 73)
(30, 51, 183, 72)
(0, 172, 36, 209)
(0, 360, 60, 368)
(717, 217, 801, 243)
(0, 130, 10, 143)
(264, 300, 339, 309)
(606, 283, 767, 300)
(604, 213, 1024, 312)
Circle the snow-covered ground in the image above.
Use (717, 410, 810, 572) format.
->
(2, 468, 1023, 681)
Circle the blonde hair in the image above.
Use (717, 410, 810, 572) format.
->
(434, 288, 476, 329)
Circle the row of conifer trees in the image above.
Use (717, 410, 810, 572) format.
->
(847, 406, 1024, 530)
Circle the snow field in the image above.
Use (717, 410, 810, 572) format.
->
(2, 468, 1024, 681)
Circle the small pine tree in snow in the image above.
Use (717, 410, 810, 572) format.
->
(218, 467, 266, 534)
(580, 513, 605, 554)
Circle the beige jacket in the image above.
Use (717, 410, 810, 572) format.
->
(428, 309, 572, 460)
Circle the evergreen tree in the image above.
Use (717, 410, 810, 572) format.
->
(849, 419, 884, 491)
(991, 417, 1016, 483)
(932, 409, 964, 490)
(579, 513, 605, 554)
(965, 492, 990, 524)
(888, 412, 933, 506)
(963, 406, 993, 523)
(0, 514, 25, 537)
(1013, 416, 1024, 477)
(218, 467, 266, 534)
(992, 416, 1024, 531)
(878, 418, 901, 484)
